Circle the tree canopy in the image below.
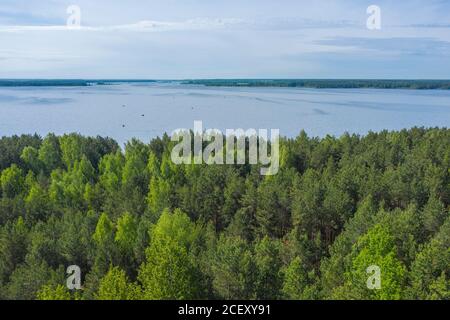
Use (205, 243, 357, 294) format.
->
(0, 128, 448, 300)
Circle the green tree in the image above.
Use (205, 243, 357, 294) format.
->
(337, 224, 406, 300)
(138, 210, 201, 299)
(282, 257, 309, 299)
(1, 165, 25, 198)
(115, 212, 138, 252)
(4, 256, 62, 300)
(227, 177, 259, 242)
(320, 196, 378, 297)
(254, 236, 283, 299)
(92, 212, 116, 273)
(115, 212, 138, 274)
(38, 133, 62, 173)
(256, 171, 293, 239)
(0, 128, 448, 300)
(37, 284, 72, 300)
(25, 183, 50, 221)
(422, 196, 446, 236)
(0, 217, 29, 296)
(407, 219, 449, 299)
(59, 134, 86, 169)
(97, 266, 141, 300)
(211, 235, 255, 299)
(21, 146, 42, 173)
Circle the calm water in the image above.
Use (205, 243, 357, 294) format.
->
(0, 82, 449, 145)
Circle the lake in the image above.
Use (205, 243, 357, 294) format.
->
(0, 82, 449, 146)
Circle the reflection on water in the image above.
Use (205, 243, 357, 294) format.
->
(0, 83, 449, 146)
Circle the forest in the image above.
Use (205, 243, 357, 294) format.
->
(2, 79, 450, 90)
(183, 79, 450, 90)
(0, 127, 448, 300)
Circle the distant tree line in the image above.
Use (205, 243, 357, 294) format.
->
(0, 80, 158, 87)
(184, 79, 450, 89)
(2, 79, 449, 89)
(0, 127, 448, 300)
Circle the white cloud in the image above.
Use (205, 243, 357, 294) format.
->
(1, 0, 450, 78)
(0, 18, 245, 33)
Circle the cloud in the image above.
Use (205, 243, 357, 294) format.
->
(252, 17, 360, 30)
(1, 0, 450, 78)
(316, 37, 450, 56)
(0, 18, 245, 33)
(405, 23, 450, 29)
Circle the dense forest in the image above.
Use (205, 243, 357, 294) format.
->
(2, 79, 450, 90)
(0, 127, 448, 300)
(183, 79, 450, 90)
(0, 80, 158, 87)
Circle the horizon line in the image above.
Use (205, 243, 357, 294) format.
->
(1, 78, 450, 81)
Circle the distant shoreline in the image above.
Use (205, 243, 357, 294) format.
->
(183, 79, 450, 90)
(1, 79, 450, 89)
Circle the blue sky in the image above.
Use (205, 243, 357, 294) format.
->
(0, 0, 449, 79)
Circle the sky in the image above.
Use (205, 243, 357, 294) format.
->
(0, 0, 450, 79)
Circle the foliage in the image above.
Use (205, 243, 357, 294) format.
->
(0, 128, 448, 300)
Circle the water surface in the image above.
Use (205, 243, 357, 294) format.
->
(0, 83, 449, 145)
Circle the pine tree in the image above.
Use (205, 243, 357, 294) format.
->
(254, 236, 283, 299)
(282, 257, 309, 299)
(211, 235, 256, 299)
